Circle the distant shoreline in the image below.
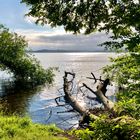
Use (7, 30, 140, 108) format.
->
(27, 50, 114, 53)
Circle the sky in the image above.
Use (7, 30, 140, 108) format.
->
(0, 0, 110, 51)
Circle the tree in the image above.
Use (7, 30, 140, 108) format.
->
(0, 24, 55, 87)
(21, 0, 139, 35)
(21, 0, 140, 139)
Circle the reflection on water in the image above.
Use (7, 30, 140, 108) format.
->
(0, 53, 116, 129)
(0, 78, 41, 116)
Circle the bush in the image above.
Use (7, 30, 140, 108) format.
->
(73, 115, 140, 140)
(0, 24, 55, 87)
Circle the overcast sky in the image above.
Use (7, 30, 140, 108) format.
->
(0, 0, 110, 51)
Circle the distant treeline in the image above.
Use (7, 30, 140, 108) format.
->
(27, 49, 112, 53)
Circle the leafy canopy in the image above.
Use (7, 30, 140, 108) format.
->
(21, 0, 139, 35)
(0, 24, 54, 87)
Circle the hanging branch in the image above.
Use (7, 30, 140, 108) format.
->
(45, 109, 52, 123)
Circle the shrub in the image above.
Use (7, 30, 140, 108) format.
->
(73, 115, 140, 140)
(0, 24, 55, 87)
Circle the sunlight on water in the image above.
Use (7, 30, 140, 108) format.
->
(66, 52, 99, 56)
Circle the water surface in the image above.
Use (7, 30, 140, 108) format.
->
(0, 52, 116, 129)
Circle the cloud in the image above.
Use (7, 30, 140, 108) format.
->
(0, 0, 111, 52)
(15, 28, 110, 51)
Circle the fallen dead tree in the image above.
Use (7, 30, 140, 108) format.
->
(63, 71, 115, 126)
(63, 72, 98, 121)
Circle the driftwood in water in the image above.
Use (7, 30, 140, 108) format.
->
(83, 82, 114, 109)
(63, 72, 98, 121)
(86, 72, 114, 109)
(63, 71, 115, 124)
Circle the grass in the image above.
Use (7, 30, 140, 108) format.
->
(0, 115, 68, 140)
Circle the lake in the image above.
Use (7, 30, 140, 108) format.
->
(0, 52, 116, 129)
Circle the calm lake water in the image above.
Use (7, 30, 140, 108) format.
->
(0, 52, 116, 129)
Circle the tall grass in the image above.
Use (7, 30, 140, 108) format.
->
(0, 115, 67, 140)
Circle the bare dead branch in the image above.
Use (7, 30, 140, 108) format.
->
(83, 83, 96, 94)
(62, 71, 116, 128)
(91, 72, 97, 83)
(83, 82, 114, 109)
(64, 71, 75, 82)
(45, 109, 52, 123)
(55, 96, 67, 106)
(57, 109, 75, 114)
(87, 72, 104, 83)
(86, 96, 97, 100)
(78, 85, 87, 96)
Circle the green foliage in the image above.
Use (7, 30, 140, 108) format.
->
(103, 48, 140, 119)
(0, 25, 55, 87)
(74, 128, 94, 140)
(0, 115, 67, 140)
(21, 0, 140, 35)
(115, 98, 140, 119)
(103, 53, 140, 90)
(21, 0, 109, 34)
(73, 115, 140, 140)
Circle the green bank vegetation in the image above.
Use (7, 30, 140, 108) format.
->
(0, 114, 68, 140)
(72, 116, 140, 140)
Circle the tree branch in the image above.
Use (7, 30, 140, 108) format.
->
(83, 83, 114, 109)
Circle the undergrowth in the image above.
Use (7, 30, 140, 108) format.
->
(0, 115, 68, 140)
(72, 115, 140, 140)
